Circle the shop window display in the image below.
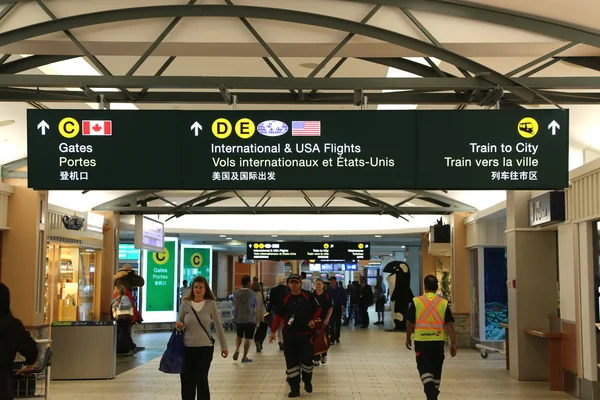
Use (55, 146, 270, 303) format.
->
(483, 248, 508, 340)
(46, 244, 101, 323)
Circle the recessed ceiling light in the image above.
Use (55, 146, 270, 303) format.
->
(323, 235, 330, 238)
(271, 234, 278, 238)
(400, 246, 405, 248)
(0, 120, 15, 128)
(389, 253, 393, 256)
(226, 237, 232, 240)
(277, 239, 284, 242)
(375, 235, 382, 238)
(219, 234, 226, 237)
(300, 62, 319, 69)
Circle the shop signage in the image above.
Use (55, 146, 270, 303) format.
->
(247, 241, 370, 262)
(118, 243, 140, 260)
(181, 245, 212, 287)
(134, 215, 164, 253)
(145, 240, 176, 312)
(528, 191, 566, 227)
(27, 109, 569, 190)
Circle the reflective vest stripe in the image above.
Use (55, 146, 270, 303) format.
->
(415, 295, 445, 330)
(416, 296, 443, 323)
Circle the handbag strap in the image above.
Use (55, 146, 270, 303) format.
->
(190, 303, 215, 344)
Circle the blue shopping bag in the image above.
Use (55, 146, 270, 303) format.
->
(159, 329, 185, 374)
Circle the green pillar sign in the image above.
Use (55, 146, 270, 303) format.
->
(146, 240, 176, 312)
(182, 246, 212, 287)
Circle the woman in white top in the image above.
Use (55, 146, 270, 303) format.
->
(176, 276, 228, 400)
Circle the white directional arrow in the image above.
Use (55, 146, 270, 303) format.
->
(548, 120, 560, 135)
(37, 120, 49, 135)
(191, 121, 203, 136)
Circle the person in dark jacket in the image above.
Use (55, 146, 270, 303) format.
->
(0, 283, 38, 400)
(267, 274, 289, 350)
(358, 276, 374, 329)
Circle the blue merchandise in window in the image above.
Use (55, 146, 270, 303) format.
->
(484, 248, 508, 340)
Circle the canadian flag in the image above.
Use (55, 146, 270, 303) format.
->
(82, 120, 112, 136)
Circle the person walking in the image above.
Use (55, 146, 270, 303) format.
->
(326, 276, 346, 344)
(269, 274, 321, 398)
(233, 275, 257, 363)
(312, 279, 332, 366)
(177, 276, 228, 400)
(374, 275, 387, 325)
(405, 275, 457, 400)
(268, 274, 289, 350)
(0, 283, 38, 400)
(358, 276, 373, 329)
(251, 282, 268, 353)
(111, 284, 136, 356)
(301, 272, 312, 292)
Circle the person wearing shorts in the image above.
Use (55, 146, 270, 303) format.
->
(233, 275, 257, 363)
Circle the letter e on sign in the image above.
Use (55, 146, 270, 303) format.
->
(153, 248, 170, 265)
(235, 118, 256, 139)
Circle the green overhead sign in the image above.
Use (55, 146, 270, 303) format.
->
(27, 109, 569, 190)
(145, 240, 176, 312)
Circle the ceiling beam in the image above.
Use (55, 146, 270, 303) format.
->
(0, 74, 598, 91)
(360, 57, 457, 78)
(3, 87, 600, 104)
(408, 190, 477, 211)
(106, 206, 460, 215)
(92, 190, 156, 210)
(0, 4, 537, 101)
(0, 54, 76, 74)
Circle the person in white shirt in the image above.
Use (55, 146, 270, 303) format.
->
(301, 272, 313, 292)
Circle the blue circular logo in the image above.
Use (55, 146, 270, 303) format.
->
(257, 120, 288, 137)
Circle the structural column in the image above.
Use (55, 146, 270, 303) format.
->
(506, 190, 559, 381)
(96, 211, 119, 321)
(451, 211, 472, 348)
(1, 187, 48, 337)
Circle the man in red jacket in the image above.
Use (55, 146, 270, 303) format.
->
(269, 274, 321, 398)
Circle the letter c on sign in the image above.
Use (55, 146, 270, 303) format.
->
(191, 253, 202, 267)
(153, 248, 170, 265)
(59, 117, 80, 139)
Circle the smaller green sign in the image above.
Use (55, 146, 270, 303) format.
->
(146, 240, 176, 312)
(119, 243, 140, 260)
(182, 246, 212, 287)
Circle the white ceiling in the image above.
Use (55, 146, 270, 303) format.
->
(1, 0, 598, 231)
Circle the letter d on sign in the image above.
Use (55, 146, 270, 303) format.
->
(212, 118, 232, 139)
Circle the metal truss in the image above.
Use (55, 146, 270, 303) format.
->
(0, 5, 540, 101)
(0, 2, 597, 105)
(91, 189, 477, 218)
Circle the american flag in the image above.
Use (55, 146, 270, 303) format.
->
(292, 121, 321, 136)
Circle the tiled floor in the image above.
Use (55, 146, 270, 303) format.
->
(50, 325, 573, 400)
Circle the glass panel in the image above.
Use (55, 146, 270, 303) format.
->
(57, 247, 78, 322)
(483, 247, 508, 340)
(77, 249, 96, 321)
(470, 248, 480, 340)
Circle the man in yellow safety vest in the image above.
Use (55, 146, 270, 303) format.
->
(405, 275, 457, 400)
